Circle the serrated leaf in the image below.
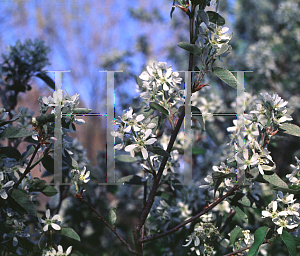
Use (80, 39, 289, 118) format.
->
(0, 146, 22, 160)
(41, 186, 58, 197)
(61, 227, 80, 241)
(35, 72, 55, 90)
(206, 11, 225, 25)
(149, 102, 169, 116)
(148, 146, 170, 157)
(280, 123, 300, 137)
(42, 154, 54, 174)
(281, 230, 297, 256)
(0, 126, 36, 139)
(212, 67, 243, 90)
(215, 43, 229, 56)
(263, 173, 288, 188)
(115, 154, 137, 162)
(117, 175, 143, 185)
(229, 226, 243, 245)
(248, 227, 269, 256)
(10, 189, 37, 217)
(178, 42, 202, 56)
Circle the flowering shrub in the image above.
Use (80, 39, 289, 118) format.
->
(1, 0, 300, 255)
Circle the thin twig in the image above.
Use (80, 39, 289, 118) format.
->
(219, 209, 236, 234)
(13, 143, 41, 189)
(223, 245, 251, 256)
(140, 185, 239, 243)
(74, 193, 137, 254)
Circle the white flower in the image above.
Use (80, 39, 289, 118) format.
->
(71, 166, 90, 185)
(39, 209, 61, 232)
(262, 201, 278, 220)
(235, 148, 259, 170)
(124, 129, 156, 159)
(0, 172, 14, 199)
(242, 230, 251, 245)
(277, 191, 296, 205)
(56, 245, 72, 255)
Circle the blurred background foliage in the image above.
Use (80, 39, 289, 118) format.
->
(0, 0, 300, 255)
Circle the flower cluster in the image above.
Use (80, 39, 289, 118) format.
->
(42, 245, 72, 256)
(112, 106, 157, 160)
(245, 92, 292, 128)
(137, 62, 183, 108)
(262, 191, 300, 234)
(182, 216, 220, 256)
(286, 156, 300, 185)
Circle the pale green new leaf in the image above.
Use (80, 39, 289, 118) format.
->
(212, 67, 243, 90)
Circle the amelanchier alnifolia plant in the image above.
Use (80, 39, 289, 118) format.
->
(2, 0, 300, 255)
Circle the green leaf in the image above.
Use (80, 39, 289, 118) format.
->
(192, 147, 205, 155)
(61, 227, 81, 241)
(272, 186, 300, 194)
(229, 226, 243, 245)
(20, 145, 36, 163)
(35, 72, 55, 90)
(28, 177, 46, 191)
(198, 10, 210, 27)
(0, 126, 36, 139)
(232, 205, 248, 223)
(229, 192, 252, 207)
(212, 67, 243, 90)
(281, 230, 297, 256)
(117, 175, 143, 185)
(134, 75, 144, 87)
(0, 146, 22, 160)
(71, 252, 89, 256)
(215, 43, 229, 56)
(248, 227, 269, 256)
(149, 116, 159, 134)
(115, 154, 137, 162)
(72, 108, 92, 114)
(10, 189, 37, 217)
(0, 113, 20, 128)
(155, 191, 176, 205)
(42, 154, 54, 174)
(280, 123, 300, 137)
(148, 146, 171, 157)
(109, 207, 117, 226)
(178, 42, 202, 56)
(41, 186, 58, 197)
(191, 106, 205, 130)
(263, 173, 288, 188)
(149, 102, 169, 116)
(137, 106, 154, 120)
(170, 0, 175, 19)
(206, 11, 225, 25)
(36, 113, 55, 124)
